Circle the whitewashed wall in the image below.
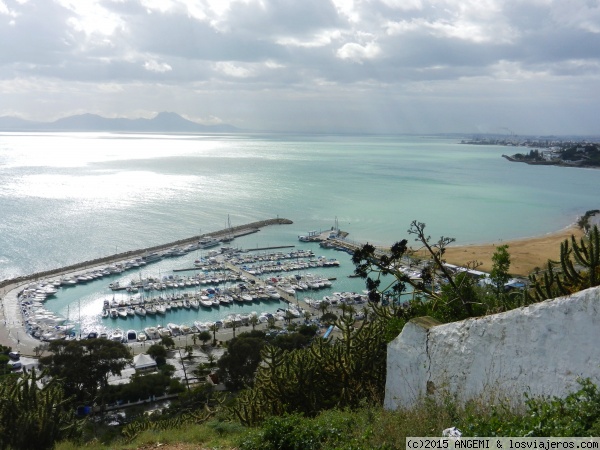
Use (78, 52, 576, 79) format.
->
(384, 286, 600, 410)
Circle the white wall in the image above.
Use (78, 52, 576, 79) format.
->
(384, 286, 600, 410)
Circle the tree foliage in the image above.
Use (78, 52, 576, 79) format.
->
(104, 371, 184, 404)
(490, 244, 511, 297)
(40, 338, 132, 402)
(217, 331, 267, 391)
(147, 343, 168, 361)
(352, 220, 483, 321)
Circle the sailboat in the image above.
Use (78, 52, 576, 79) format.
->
(221, 215, 235, 243)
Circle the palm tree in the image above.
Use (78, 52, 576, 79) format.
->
(284, 310, 295, 326)
(209, 324, 218, 346)
(249, 315, 259, 330)
(318, 300, 329, 318)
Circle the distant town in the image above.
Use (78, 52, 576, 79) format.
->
(461, 136, 600, 168)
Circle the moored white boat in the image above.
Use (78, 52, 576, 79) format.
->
(144, 326, 160, 340)
(199, 296, 213, 308)
(167, 323, 181, 336)
(157, 326, 172, 337)
(198, 236, 220, 249)
(111, 328, 124, 342)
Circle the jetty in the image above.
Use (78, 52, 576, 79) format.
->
(0, 218, 292, 290)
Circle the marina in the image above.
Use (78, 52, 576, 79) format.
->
(2, 219, 370, 348)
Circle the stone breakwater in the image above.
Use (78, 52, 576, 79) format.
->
(0, 218, 292, 288)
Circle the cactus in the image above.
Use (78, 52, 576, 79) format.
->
(528, 226, 600, 301)
(570, 225, 600, 288)
(229, 314, 388, 426)
(0, 369, 78, 450)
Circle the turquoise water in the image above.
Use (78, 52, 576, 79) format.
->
(38, 243, 366, 336)
(1, 132, 598, 333)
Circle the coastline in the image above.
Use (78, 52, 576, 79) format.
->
(442, 223, 585, 276)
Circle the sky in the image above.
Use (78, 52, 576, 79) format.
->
(1, 0, 600, 135)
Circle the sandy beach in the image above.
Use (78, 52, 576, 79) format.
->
(442, 224, 585, 276)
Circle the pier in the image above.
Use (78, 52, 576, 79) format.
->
(322, 237, 390, 258)
(245, 245, 295, 252)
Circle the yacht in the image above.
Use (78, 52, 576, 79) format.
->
(144, 326, 160, 340)
(157, 326, 172, 338)
(110, 328, 124, 342)
(194, 321, 208, 331)
(126, 329, 138, 342)
(198, 236, 220, 249)
(219, 295, 233, 305)
(265, 286, 281, 299)
(167, 323, 181, 336)
(199, 296, 213, 308)
(143, 252, 162, 263)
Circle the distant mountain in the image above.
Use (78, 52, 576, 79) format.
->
(0, 112, 240, 133)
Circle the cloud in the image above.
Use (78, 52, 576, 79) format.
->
(213, 61, 254, 78)
(336, 41, 381, 62)
(0, 0, 599, 134)
(144, 59, 172, 73)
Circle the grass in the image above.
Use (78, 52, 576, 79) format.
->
(55, 380, 600, 450)
(52, 399, 468, 450)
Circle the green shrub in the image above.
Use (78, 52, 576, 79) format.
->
(239, 411, 358, 450)
(461, 379, 600, 437)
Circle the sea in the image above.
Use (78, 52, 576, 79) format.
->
(1, 132, 598, 336)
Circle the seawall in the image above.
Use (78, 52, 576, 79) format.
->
(384, 285, 600, 409)
(0, 218, 292, 288)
